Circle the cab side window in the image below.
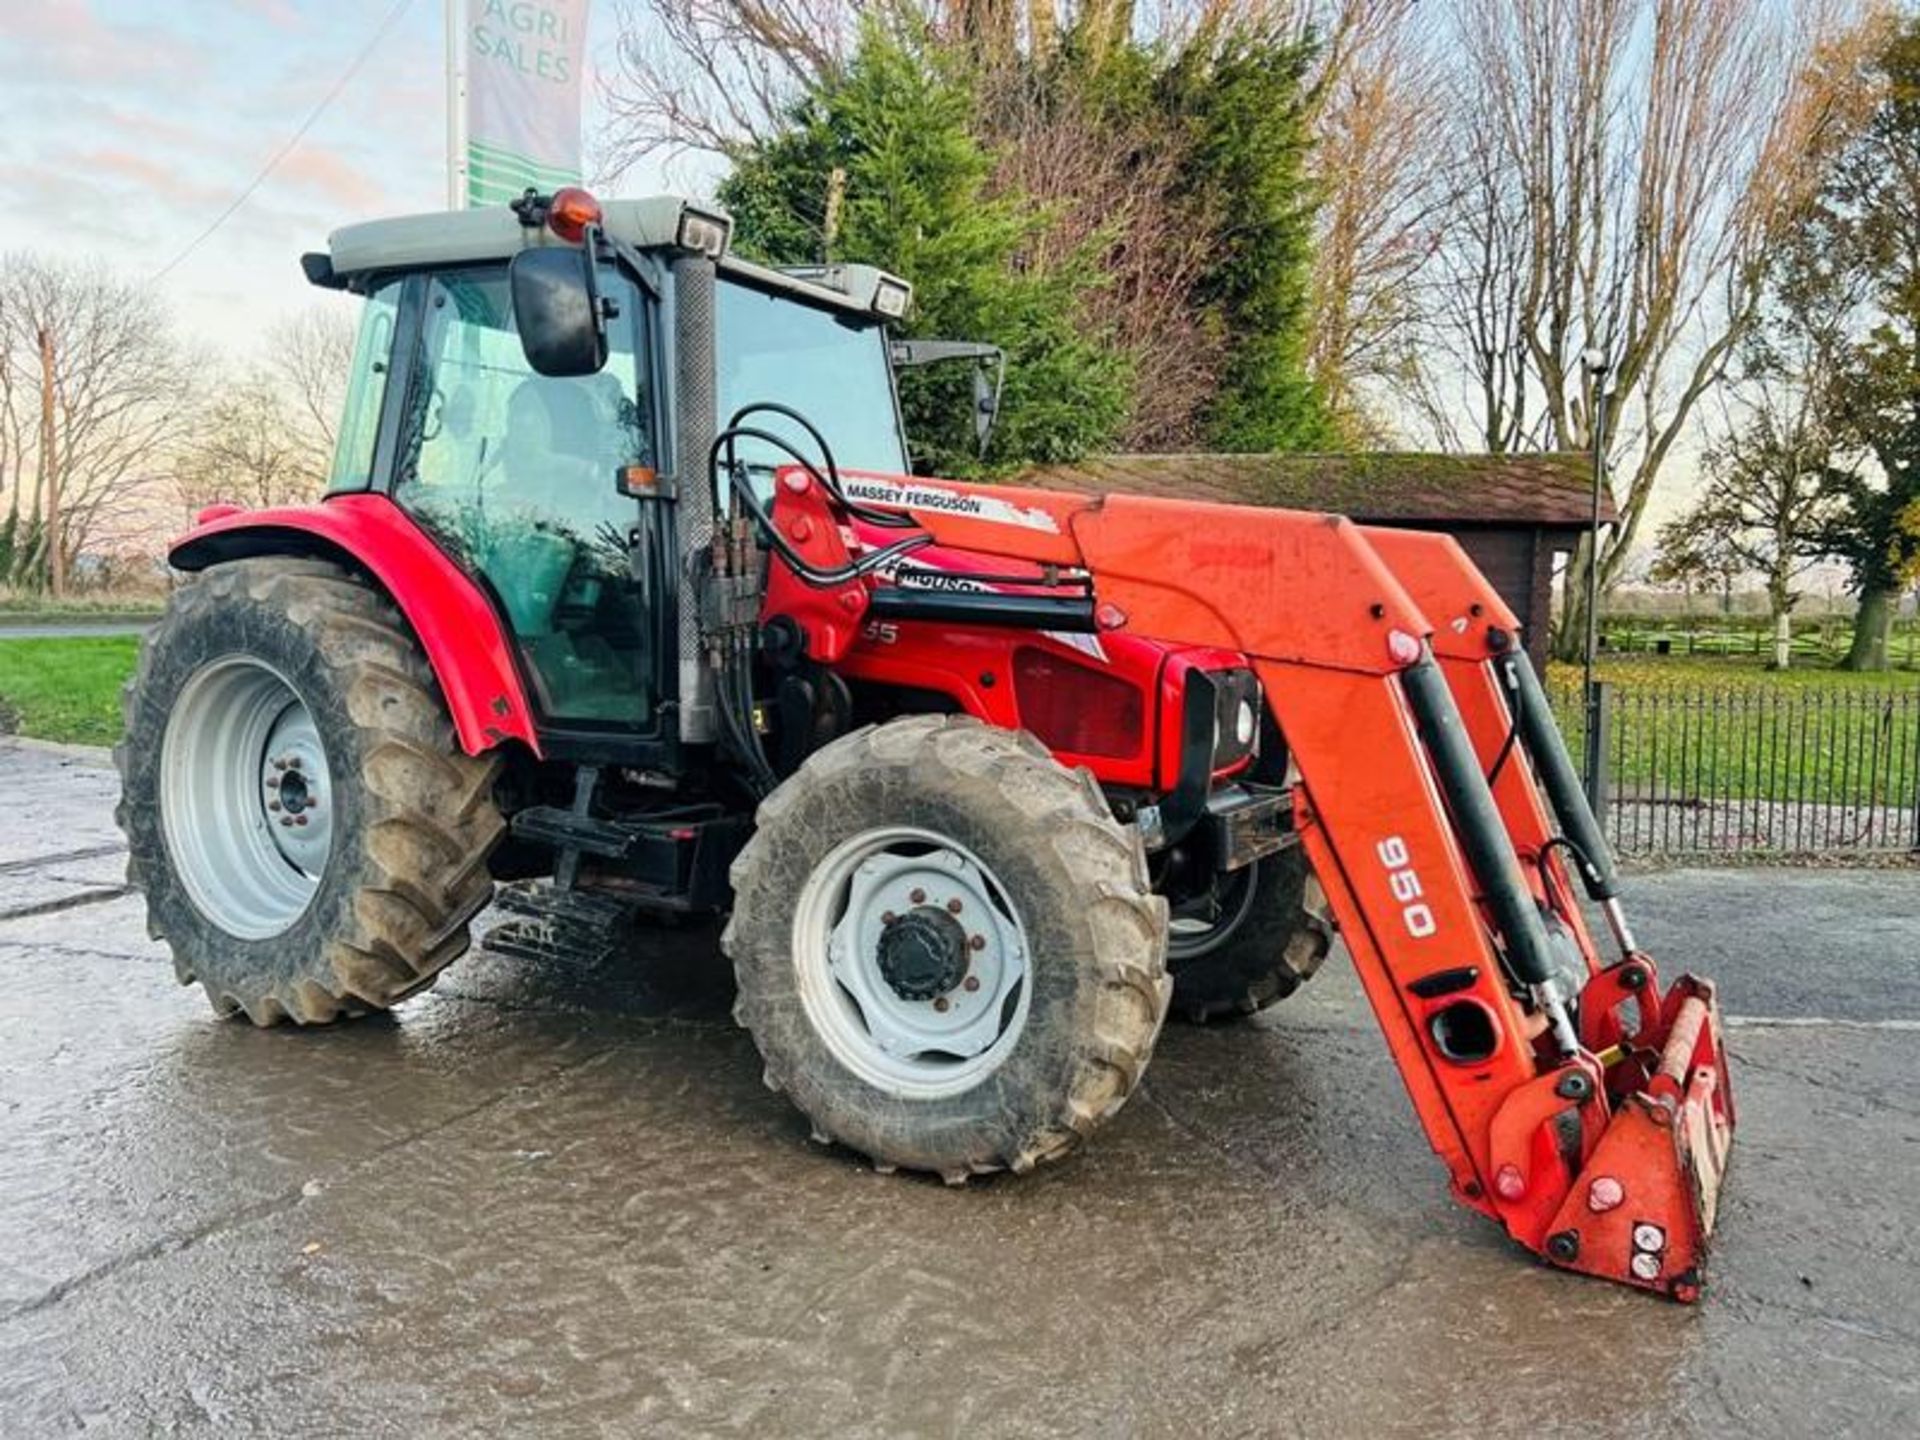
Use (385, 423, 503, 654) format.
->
(327, 282, 400, 493)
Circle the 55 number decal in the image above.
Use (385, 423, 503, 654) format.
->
(1377, 836, 1437, 938)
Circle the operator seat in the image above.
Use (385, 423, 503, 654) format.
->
(483, 378, 604, 637)
(496, 378, 603, 499)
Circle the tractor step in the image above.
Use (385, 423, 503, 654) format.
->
(509, 805, 640, 859)
(486, 879, 640, 964)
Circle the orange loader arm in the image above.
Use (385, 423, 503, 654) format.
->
(778, 474, 1735, 1301)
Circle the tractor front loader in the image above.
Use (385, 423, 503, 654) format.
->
(116, 188, 1733, 1302)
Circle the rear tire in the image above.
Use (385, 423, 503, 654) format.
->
(1166, 847, 1334, 1023)
(115, 558, 505, 1025)
(724, 715, 1170, 1182)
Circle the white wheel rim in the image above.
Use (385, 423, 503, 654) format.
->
(160, 656, 334, 940)
(791, 826, 1032, 1100)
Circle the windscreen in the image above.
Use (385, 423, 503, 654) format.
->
(716, 277, 908, 478)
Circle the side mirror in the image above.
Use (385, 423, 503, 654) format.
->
(510, 244, 609, 377)
(972, 364, 1000, 455)
(889, 338, 1006, 459)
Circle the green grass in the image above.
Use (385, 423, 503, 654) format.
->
(1547, 663, 1920, 803)
(0, 588, 165, 620)
(1598, 617, 1920, 671)
(0, 636, 138, 746)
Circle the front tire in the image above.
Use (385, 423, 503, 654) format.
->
(115, 558, 504, 1024)
(1165, 847, 1334, 1023)
(724, 716, 1170, 1182)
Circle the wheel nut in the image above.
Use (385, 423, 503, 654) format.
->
(272, 757, 286, 770)
(287, 757, 302, 770)
(295, 816, 308, 826)
(279, 817, 294, 827)
(882, 911, 896, 925)
(946, 898, 963, 914)
(968, 934, 985, 951)
(933, 997, 950, 1012)
(910, 889, 926, 904)
(268, 801, 282, 812)
(963, 976, 980, 992)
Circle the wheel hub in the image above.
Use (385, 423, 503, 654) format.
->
(877, 908, 971, 1001)
(259, 704, 332, 875)
(797, 829, 1033, 1100)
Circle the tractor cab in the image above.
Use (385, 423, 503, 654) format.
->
(311, 191, 915, 745)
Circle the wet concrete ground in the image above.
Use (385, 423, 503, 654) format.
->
(1, 737, 1916, 1438)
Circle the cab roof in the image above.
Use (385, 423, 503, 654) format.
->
(312, 194, 910, 321)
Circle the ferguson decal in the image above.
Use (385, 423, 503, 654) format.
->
(842, 476, 1063, 535)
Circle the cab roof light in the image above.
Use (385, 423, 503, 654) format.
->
(546, 186, 603, 245)
(873, 277, 912, 319)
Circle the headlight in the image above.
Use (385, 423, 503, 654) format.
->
(1201, 667, 1260, 773)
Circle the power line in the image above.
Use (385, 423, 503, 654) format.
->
(148, 0, 418, 283)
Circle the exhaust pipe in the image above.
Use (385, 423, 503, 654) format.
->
(672, 254, 718, 744)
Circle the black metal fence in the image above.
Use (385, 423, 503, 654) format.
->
(1548, 684, 1920, 857)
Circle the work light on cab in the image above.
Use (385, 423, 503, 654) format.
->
(675, 205, 731, 258)
(545, 186, 602, 244)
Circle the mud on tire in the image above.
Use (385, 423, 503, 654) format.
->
(1167, 847, 1334, 1024)
(115, 558, 504, 1025)
(723, 715, 1170, 1182)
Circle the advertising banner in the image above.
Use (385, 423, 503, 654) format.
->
(457, 0, 590, 207)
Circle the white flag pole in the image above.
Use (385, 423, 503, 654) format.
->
(445, 0, 469, 208)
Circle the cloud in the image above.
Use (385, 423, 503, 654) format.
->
(3, 0, 201, 84)
(76, 148, 228, 206)
(275, 144, 392, 214)
(233, 0, 305, 31)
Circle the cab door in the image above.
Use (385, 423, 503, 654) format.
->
(387, 265, 662, 732)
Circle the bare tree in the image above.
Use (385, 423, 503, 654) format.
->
(171, 375, 331, 520)
(266, 306, 356, 482)
(1659, 369, 1852, 669)
(1300, 0, 1451, 438)
(599, 0, 872, 172)
(0, 254, 197, 594)
(971, 50, 1228, 449)
(1406, 0, 1886, 657)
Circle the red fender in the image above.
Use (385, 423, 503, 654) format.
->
(169, 494, 540, 758)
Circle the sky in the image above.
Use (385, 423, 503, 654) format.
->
(0, 0, 717, 357)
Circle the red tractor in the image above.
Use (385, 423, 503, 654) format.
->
(117, 189, 1733, 1299)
